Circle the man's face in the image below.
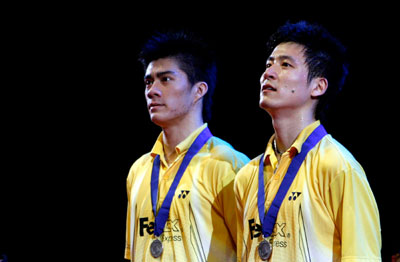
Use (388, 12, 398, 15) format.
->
(144, 57, 196, 127)
(259, 42, 313, 114)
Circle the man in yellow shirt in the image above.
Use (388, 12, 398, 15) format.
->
(125, 30, 249, 261)
(234, 21, 381, 261)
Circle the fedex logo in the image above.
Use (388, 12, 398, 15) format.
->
(248, 219, 287, 239)
(139, 217, 180, 236)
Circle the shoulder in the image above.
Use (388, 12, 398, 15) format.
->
(312, 135, 366, 179)
(235, 154, 262, 186)
(127, 153, 152, 183)
(129, 152, 152, 170)
(234, 154, 262, 198)
(206, 136, 250, 173)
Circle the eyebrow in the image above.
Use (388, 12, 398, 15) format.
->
(144, 70, 177, 80)
(267, 55, 297, 64)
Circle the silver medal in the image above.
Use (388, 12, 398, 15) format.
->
(150, 239, 163, 258)
(258, 239, 272, 260)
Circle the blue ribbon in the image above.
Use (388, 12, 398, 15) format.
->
(258, 125, 327, 237)
(151, 127, 212, 237)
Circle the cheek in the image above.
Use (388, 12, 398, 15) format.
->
(285, 74, 308, 91)
(169, 91, 193, 110)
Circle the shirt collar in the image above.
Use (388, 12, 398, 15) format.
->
(291, 120, 321, 154)
(263, 120, 321, 164)
(150, 123, 208, 159)
(176, 123, 208, 154)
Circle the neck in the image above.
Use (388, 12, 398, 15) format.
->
(271, 110, 316, 154)
(162, 116, 204, 165)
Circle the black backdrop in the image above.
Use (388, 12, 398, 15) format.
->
(1, 3, 398, 261)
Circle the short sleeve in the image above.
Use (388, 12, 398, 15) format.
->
(328, 168, 381, 260)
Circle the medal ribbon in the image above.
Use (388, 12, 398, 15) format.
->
(258, 125, 327, 238)
(151, 127, 212, 237)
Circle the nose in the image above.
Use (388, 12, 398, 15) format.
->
(260, 64, 278, 84)
(145, 81, 161, 99)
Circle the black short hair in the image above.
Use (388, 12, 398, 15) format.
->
(138, 30, 216, 122)
(266, 21, 349, 120)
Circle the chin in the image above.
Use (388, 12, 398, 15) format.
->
(259, 99, 270, 110)
(259, 100, 280, 116)
(150, 118, 165, 127)
(150, 114, 170, 128)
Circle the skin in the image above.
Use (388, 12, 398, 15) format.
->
(259, 42, 328, 159)
(144, 57, 208, 165)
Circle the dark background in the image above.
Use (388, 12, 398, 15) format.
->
(1, 3, 398, 261)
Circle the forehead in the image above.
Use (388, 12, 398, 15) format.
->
(145, 57, 183, 76)
(269, 42, 306, 63)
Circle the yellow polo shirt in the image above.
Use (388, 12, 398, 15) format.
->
(234, 121, 381, 261)
(125, 124, 250, 261)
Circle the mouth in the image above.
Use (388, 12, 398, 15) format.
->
(261, 83, 277, 92)
(148, 102, 164, 110)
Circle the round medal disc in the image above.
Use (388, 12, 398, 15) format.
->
(258, 239, 272, 260)
(150, 239, 163, 258)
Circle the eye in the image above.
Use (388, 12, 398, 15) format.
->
(266, 63, 272, 68)
(282, 62, 293, 68)
(161, 76, 172, 82)
(144, 79, 153, 86)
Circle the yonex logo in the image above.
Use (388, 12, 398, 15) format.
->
(288, 192, 301, 201)
(178, 190, 190, 199)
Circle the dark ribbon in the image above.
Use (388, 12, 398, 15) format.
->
(151, 127, 212, 237)
(258, 125, 327, 237)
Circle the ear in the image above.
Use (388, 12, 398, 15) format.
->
(193, 81, 208, 103)
(311, 77, 328, 98)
